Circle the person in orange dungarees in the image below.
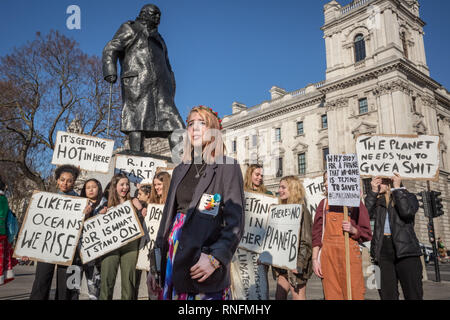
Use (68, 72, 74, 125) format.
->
(312, 171, 372, 300)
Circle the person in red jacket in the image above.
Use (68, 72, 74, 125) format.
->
(311, 171, 372, 300)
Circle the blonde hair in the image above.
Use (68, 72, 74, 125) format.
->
(149, 172, 171, 204)
(182, 106, 226, 164)
(279, 176, 306, 205)
(244, 164, 268, 193)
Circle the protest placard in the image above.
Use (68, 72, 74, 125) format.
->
(327, 154, 361, 208)
(136, 204, 164, 271)
(302, 176, 326, 221)
(258, 204, 302, 270)
(51, 131, 114, 173)
(79, 200, 144, 264)
(13, 191, 88, 266)
(115, 155, 167, 194)
(230, 248, 269, 300)
(356, 134, 440, 181)
(239, 192, 278, 253)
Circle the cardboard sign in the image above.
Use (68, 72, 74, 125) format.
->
(52, 131, 114, 173)
(136, 204, 164, 271)
(259, 204, 302, 271)
(356, 135, 440, 181)
(230, 248, 269, 300)
(79, 201, 144, 264)
(13, 191, 88, 266)
(327, 154, 361, 208)
(302, 176, 326, 221)
(115, 155, 167, 195)
(239, 192, 278, 253)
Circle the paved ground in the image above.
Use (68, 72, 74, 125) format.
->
(1, 261, 449, 300)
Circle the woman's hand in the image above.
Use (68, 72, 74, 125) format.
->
(342, 221, 357, 235)
(132, 198, 143, 211)
(190, 253, 218, 283)
(83, 202, 93, 216)
(312, 258, 323, 279)
(371, 177, 382, 193)
(147, 273, 161, 295)
(142, 207, 147, 218)
(99, 207, 107, 215)
(392, 173, 402, 189)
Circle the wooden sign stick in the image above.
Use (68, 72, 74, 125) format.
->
(344, 206, 352, 300)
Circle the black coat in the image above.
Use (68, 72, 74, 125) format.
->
(155, 157, 245, 294)
(102, 20, 185, 135)
(364, 189, 422, 263)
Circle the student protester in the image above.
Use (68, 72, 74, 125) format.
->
(137, 172, 172, 299)
(149, 105, 245, 300)
(365, 173, 423, 300)
(0, 177, 17, 286)
(28, 165, 91, 300)
(78, 179, 107, 300)
(232, 164, 273, 300)
(244, 164, 273, 195)
(273, 176, 313, 300)
(99, 174, 145, 300)
(312, 171, 372, 300)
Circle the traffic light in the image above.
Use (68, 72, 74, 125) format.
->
(430, 191, 444, 218)
(417, 191, 432, 218)
(427, 221, 435, 243)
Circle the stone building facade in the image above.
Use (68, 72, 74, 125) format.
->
(220, 0, 450, 245)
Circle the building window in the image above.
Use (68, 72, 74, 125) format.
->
(322, 147, 329, 170)
(321, 115, 328, 129)
(274, 128, 281, 142)
(276, 157, 283, 177)
(354, 34, 366, 62)
(359, 98, 368, 114)
(252, 135, 258, 147)
(401, 32, 409, 59)
(298, 153, 306, 175)
(297, 121, 304, 135)
(232, 140, 237, 153)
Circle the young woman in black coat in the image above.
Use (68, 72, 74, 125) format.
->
(364, 173, 423, 300)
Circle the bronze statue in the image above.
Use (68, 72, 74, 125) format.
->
(103, 4, 185, 152)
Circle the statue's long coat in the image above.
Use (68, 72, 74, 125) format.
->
(103, 20, 185, 137)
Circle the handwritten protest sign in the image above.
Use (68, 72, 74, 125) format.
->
(302, 176, 326, 221)
(136, 204, 164, 271)
(115, 155, 167, 194)
(259, 204, 302, 270)
(239, 192, 278, 253)
(13, 191, 88, 266)
(231, 248, 269, 300)
(51, 131, 114, 173)
(327, 154, 361, 208)
(79, 201, 144, 264)
(356, 135, 440, 181)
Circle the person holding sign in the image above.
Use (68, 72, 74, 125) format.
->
(272, 176, 312, 300)
(312, 171, 372, 300)
(28, 165, 90, 300)
(364, 174, 423, 300)
(149, 106, 244, 300)
(244, 164, 273, 196)
(99, 174, 145, 300)
(78, 179, 107, 300)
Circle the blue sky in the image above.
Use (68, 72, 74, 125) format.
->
(1, 0, 449, 121)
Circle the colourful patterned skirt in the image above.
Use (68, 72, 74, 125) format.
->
(162, 212, 231, 300)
